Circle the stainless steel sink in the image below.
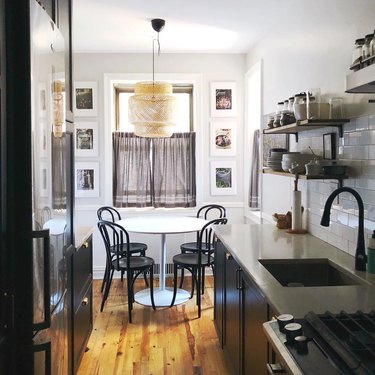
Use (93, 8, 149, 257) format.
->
(258, 258, 365, 287)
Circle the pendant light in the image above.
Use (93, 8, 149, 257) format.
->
(128, 19, 176, 138)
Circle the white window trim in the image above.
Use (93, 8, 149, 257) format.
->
(103, 73, 204, 212)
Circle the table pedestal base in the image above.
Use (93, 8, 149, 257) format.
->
(134, 287, 190, 307)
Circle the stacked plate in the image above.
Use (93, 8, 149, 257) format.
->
(266, 150, 285, 171)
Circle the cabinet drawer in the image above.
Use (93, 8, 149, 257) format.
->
(73, 284, 93, 373)
(73, 240, 92, 311)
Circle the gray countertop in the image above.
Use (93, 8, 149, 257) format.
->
(75, 226, 94, 249)
(214, 224, 375, 318)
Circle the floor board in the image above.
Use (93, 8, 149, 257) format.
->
(77, 276, 231, 375)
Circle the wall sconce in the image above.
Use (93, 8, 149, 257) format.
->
(128, 19, 176, 138)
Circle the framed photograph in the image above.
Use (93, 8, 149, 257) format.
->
(75, 121, 99, 157)
(39, 161, 48, 197)
(210, 81, 236, 117)
(210, 122, 236, 156)
(210, 161, 237, 195)
(38, 120, 48, 158)
(38, 82, 47, 118)
(74, 81, 98, 117)
(75, 162, 99, 197)
(323, 133, 336, 160)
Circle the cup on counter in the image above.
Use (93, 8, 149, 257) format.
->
(329, 97, 344, 119)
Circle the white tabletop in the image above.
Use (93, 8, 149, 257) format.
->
(116, 216, 207, 234)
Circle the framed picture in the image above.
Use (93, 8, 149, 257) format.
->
(210, 161, 237, 195)
(38, 120, 48, 158)
(75, 162, 99, 197)
(210, 122, 236, 156)
(38, 82, 47, 118)
(39, 161, 48, 197)
(210, 81, 236, 117)
(323, 133, 336, 160)
(74, 81, 98, 117)
(75, 121, 99, 157)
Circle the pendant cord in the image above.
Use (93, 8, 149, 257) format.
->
(152, 32, 161, 86)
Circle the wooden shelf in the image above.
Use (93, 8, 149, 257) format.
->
(263, 119, 350, 139)
(262, 168, 347, 183)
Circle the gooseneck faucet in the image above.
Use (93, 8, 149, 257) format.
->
(320, 187, 367, 271)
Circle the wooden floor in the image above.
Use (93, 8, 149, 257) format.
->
(77, 276, 231, 375)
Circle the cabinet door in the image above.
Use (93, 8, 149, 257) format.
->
(224, 252, 241, 375)
(214, 240, 226, 347)
(242, 273, 268, 375)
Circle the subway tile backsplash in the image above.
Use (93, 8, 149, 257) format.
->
(304, 114, 375, 255)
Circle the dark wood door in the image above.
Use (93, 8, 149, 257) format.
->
(242, 273, 268, 375)
(224, 253, 241, 374)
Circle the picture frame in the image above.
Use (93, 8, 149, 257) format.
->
(39, 161, 48, 198)
(74, 81, 98, 117)
(210, 161, 237, 195)
(38, 82, 47, 118)
(210, 81, 236, 118)
(210, 122, 236, 156)
(75, 121, 99, 157)
(75, 162, 99, 197)
(323, 133, 336, 160)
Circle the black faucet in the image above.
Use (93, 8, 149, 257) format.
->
(320, 187, 367, 271)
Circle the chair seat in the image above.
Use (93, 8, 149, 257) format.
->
(180, 242, 214, 252)
(110, 242, 147, 255)
(172, 253, 210, 267)
(113, 256, 154, 271)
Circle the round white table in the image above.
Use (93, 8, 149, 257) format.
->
(116, 216, 207, 307)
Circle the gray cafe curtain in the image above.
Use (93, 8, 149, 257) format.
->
(152, 132, 196, 208)
(249, 129, 260, 209)
(113, 132, 152, 207)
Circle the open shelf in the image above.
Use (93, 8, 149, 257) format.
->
(262, 168, 347, 185)
(263, 119, 350, 140)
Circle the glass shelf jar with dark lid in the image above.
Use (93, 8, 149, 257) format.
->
(352, 38, 365, 69)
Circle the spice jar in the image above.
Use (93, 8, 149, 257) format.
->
(352, 38, 365, 68)
(293, 93, 306, 121)
(267, 115, 274, 129)
(363, 34, 373, 62)
(273, 114, 281, 128)
(280, 99, 295, 126)
(370, 31, 375, 58)
(276, 101, 284, 116)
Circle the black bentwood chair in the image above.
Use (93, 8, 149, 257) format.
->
(97, 220, 156, 322)
(170, 217, 227, 318)
(97, 206, 149, 292)
(179, 204, 226, 291)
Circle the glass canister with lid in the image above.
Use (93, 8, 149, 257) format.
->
(352, 38, 365, 69)
(363, 33, 373, 62)
(370, 31, 375, 58)
(293, 92, 306, 121)
(274, 101, 284, 127)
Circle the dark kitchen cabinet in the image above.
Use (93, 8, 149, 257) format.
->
(214, 239, 269, 375)
(70, 234, 93, 374)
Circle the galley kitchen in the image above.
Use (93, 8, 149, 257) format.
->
(1, 0, 375, 374)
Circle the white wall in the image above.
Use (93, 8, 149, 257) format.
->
(73, 53, 246, 277)
(245, 0, 375, 253)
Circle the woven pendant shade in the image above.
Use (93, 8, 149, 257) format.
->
(129, 81, 176, 138)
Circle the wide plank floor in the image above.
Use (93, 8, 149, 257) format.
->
(77, 276, 231, 375)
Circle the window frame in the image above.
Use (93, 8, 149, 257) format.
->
(114, 83, 194, 133)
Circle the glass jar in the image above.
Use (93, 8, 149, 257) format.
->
(276, 101, 284, 116)
(293, 93, 306, 121)
(363, 34, 373, 60)
(267, 115, 274, 129)
(352, 38, 365, 67)
(273, 114, 281, 128)
(370, 31, 375, 58)
(288, 97, 295, 113)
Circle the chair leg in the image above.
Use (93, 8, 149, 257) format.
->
(201, 267, 205, 295)
(170, 264, 179, 307)
(179, 268, 185, 288)
(149, 267, 156, 310)
(100, 268, 114, 312)
(142, 251, 149, 287)
(101, 263, 108, 293)
(127, 271, 133, 323)
(197, 266, 201, 318)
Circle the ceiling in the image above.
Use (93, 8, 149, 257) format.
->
(73, 0, 289, 54)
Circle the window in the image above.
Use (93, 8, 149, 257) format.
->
(112, 84, 196, 208)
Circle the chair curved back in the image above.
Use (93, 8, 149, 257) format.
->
(97, 206, 121, 222)
(197, 204, 226, 220)
(197, 217, 227, 261)
(97, 220, 130, 270)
